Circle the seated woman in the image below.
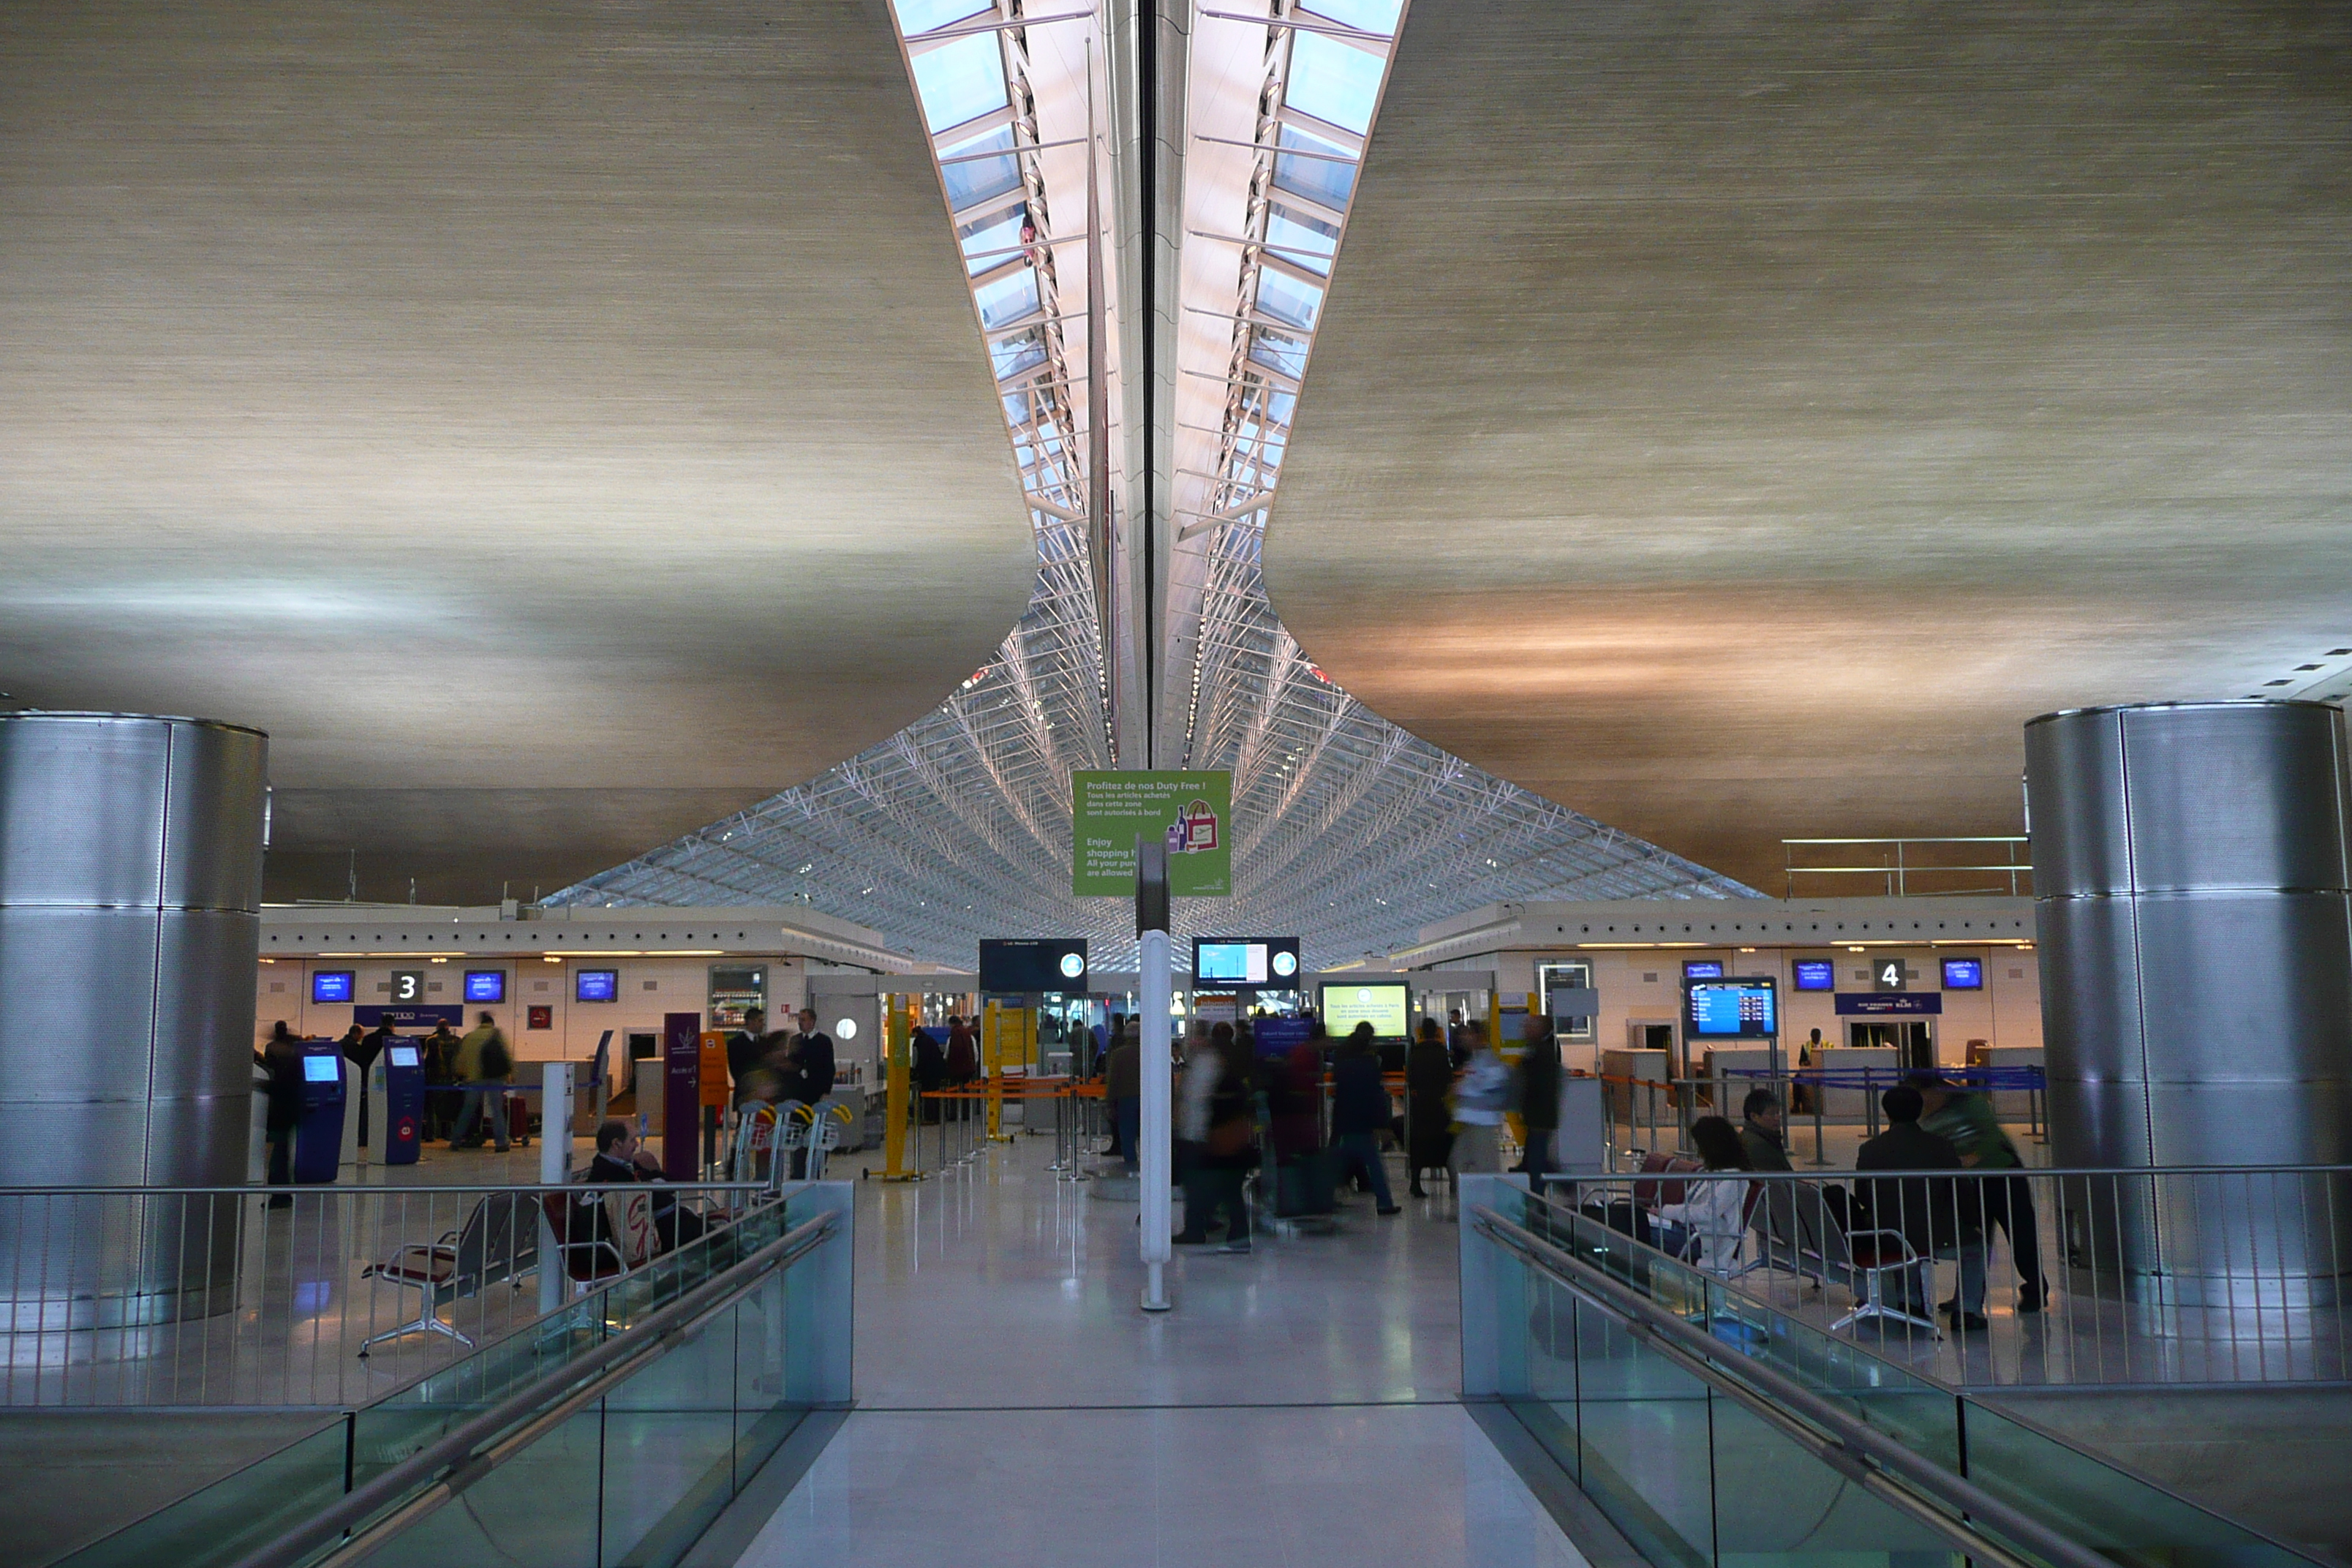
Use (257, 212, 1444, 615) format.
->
(1648, 1115, 1752, 1273)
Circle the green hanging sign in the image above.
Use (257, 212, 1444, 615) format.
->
(1072, 770, 1232, 897)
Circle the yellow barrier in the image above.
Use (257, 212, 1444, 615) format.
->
(876, 992, 921, 1182)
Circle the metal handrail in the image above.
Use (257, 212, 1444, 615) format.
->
(226, 1209, 840, 1568)
(0, 1181, 772, 1196)
(1470, 1204, 2204, 1568)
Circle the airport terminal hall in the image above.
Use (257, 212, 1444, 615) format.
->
(8, 1, 2352, 1565)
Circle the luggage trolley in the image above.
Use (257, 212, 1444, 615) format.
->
(777, 1099, 856, 1183)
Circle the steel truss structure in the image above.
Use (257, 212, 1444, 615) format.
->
(548, 0, 1757, 970)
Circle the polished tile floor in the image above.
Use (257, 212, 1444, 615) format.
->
(733, 1136, 1591, 1567)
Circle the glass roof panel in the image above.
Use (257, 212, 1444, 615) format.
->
(1299, 0, 1405, 32)
(1284, 32, 1383, 135)
(1254, 268, 1323, 331)
(1273, 126, 1357, 208)
(973, 265, 1041, 328)
(1248, 326, 1311, 379)
(1266, 205, 1338, 274)
(911, 33, 1010, 132)
(957, 203, 1030, 273)
(990, 327, 1048, 380)
(940, 127, 1022, 209)
(892, 0, 995, 33)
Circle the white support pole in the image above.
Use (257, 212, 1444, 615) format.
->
(1139, 927, 1173, 1311)
(538, 1059, 574, 1315)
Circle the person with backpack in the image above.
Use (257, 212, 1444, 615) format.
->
(449, 1010, 514, 1152)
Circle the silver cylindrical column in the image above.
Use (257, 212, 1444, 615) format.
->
(0, 713, 268, 1327)
(2027, 700, 2352, 1305)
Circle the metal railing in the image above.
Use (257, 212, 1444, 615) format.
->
(52, 1186, 853, 1568)
(0, 1180, 766, 1406)
(1463, 1191, 2326, 1568)
(1604, 1066, 2048, 1166)
(1783, 835, 2034, 897)
(1532, 1164, 2352, 1387)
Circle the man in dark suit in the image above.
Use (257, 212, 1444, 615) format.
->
(1856, 1085, 1986, 1328)
(725, 1007, 769, 1107)
(791, 1007, 837, 1103)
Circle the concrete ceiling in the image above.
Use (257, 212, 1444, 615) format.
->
(1265, 0, 2352, 895)
(0, 0, 1036, 904)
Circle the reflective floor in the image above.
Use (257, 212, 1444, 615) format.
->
(734, 1135, 1591, 1567)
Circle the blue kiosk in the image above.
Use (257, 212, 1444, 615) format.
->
(292, 1038, 348, 1183)
(378, 1042, 426, 1166)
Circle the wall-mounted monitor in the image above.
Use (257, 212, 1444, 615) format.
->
(1791, 959, 1836, 992)
(302, 1055, 341, 1083)
(1319, 981, 1408, 1039)
(312, 970, 354, 1004)
(1682, 959, 1725, 979)
(978, 938, 1088, 993)
(1191, 937, 1302, 988)
(1941, 957, 1985, 991)
(387, 1044, 420, 1068)
(576, 969, 619, 1003)
(1685, 976, 1778, 1039)
(464, 970, 506, 1004)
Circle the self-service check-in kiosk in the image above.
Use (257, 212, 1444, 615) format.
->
(293, 1039, 349, 1183)
(380, 1043, 426, 1166)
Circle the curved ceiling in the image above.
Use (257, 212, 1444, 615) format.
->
(0, 0, 1037, 902)
(1265, 0, 2352, 894)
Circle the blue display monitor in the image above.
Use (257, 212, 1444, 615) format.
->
(1682, 959, 1725, 979)
(1685, 977, 1778, 1039)
(1792, 959, 1836, 992)
(312, 970, 354, 1004)
(1941, 957, 1985, 990)
(464, 970, 506, 1003)
(576, 969, 619, 1003)
(302, 1055, 341, 1082)
(1191, 937, 1302, 987)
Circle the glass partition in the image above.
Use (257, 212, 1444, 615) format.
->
(1478, 1185, 2316, 1568)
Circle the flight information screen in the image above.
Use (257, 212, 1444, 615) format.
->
(1686, 979, 1778, 1039)
(1196, 941, 1267, 984)
(576, 969, 619, 1003)
(464, 970, 506, 1003)
(312, 970, 354, 1004)
(1792, 959, 1836, 992)
(1942, 957, 1985, 990)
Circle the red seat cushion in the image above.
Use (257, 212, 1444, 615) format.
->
(371, 1245, 457, 1284)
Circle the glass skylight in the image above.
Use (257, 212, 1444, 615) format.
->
(1248, 326, 1311, 378)
(892, 0, 992, 34)
(1300, 0, 1405, 29)
(1284, 33, 1384, 135)
(1266, 205, 1339, 274)
(974, 266, 1042, 328)
(940, 127, 1022, 209)
(1273, 126, 1358, 208)
(1254, 268, 1323, 331)
(911, 33, 1009, 133)
(957, 204, 1030, 273)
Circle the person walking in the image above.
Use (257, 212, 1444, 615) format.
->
(1514, 1014, 1562, 1189)
(258, 1022, 303, 1206)
(1330, 1022, 1401, 1217)
(1104, 1020, 1141, 1172)
(1175, 1023, 1259, 1250)
(1405, 1017, 1454, 1198)
(1913, 1072, 2046, 1312)
(448, 1011, 513, 1152)
(1450, 1021, 1510, 1177)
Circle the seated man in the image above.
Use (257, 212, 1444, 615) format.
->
(583, 1117, 707, 1253)
(1855, 1085, 1986, 1329)
(1740, 1088, 1793, 1172)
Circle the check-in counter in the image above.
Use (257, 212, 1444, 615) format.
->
(1698, 1047, 1777, 1113)
(1599, 1047, 1671, 1129)
(1810, 1047, 1903, 1121)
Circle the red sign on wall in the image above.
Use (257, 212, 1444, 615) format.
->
(527, 1005, 553, 1030)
